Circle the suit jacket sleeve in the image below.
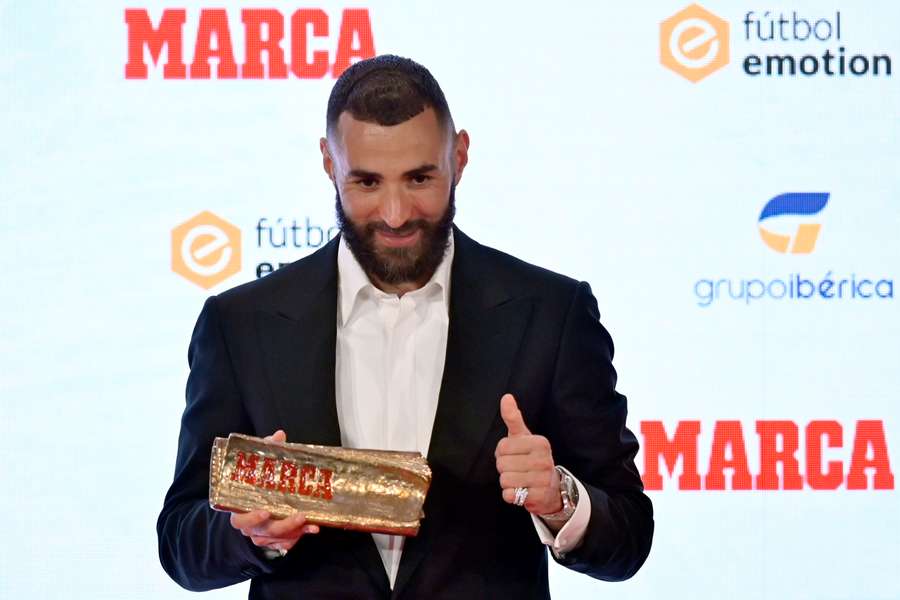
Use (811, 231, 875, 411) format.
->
(544, 281, 654, 581)
(156, 296, 283, 591)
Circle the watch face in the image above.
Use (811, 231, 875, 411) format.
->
(541, 467, 578, 521)
(558, 473, 576, 503)
(566, 476, 579, 504)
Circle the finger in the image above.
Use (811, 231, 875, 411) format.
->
(500, 394, 530, 437)
(252, 518, 320, 539)
(230, 510, 270, 532)
(501, 487, 557, 511)
(524, 489, 560, 514)
(495, 434, 551, 457)
(251, 513, 308, 538)
(495, 454, 554, 474)
(249, 525, 321, 548)
(499, 470, 555, 490)
(265, 429, 287, 443)
(250, 535, 290, 547)
(259, 527, 318, 553)
(267, 514, 316, 538)
(250, 536, 297, 550)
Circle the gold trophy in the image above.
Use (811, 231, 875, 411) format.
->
(209, 433, 431, 536)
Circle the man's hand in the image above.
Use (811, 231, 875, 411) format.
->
(227, 430, 320, 553)
(494, 394, 562, 515)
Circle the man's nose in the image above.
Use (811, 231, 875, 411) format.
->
(379, 187, 414, 229)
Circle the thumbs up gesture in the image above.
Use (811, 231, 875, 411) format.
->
(495, 393, 562, 515)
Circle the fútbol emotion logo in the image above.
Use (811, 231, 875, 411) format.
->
(661, 6, 892, 81)
(172, 211, 241, 289)
(660, 4, 730, 82)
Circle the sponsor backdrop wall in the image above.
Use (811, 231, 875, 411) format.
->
(2, 1, 897, 598)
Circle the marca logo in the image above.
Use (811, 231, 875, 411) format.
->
(641, 419, 894, 491)
(660, 4, 729, 82)
(125, 8, 375, 79)
(758, 192, 829, 254)
(172, 211, 241, 289)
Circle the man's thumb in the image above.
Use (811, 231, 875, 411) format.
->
(500, 393, 530, 436)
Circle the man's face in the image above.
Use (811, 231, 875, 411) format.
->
(321, 107, 469, 289)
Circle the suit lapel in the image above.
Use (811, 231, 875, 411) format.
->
(255, 239, 342, 447)
(255, 235, 390, 595)
(392, 227, 534, 598)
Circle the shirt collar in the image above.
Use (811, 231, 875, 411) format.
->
(337, 231, 455, 326)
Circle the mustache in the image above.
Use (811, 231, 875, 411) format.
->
(365, 220, 430, 237)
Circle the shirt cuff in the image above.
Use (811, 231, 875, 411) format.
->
(530, 467, 591, 559)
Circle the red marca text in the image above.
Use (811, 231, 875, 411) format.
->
(641, 420, 894, 491)
(125, 8, 375, 79)
(230, 451, 334, 500)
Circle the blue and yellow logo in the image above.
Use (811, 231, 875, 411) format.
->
(758, 193, 829, 254)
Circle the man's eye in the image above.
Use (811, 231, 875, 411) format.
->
(411, 174, 431, 184)
(358, 178, 377, 188)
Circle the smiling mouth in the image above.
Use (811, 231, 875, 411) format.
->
(376, 228, 422, 248)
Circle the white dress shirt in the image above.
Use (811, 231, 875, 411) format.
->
(334, 234, 591, 588)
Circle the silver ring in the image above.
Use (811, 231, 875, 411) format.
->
(513, 486, 529, 506)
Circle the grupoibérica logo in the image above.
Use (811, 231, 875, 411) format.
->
(693, 193, 894, 307)
(758, 192, 829, 254)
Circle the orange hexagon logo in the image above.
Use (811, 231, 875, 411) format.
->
(660, 4, 729, 82)
(171, 211, 241, 289)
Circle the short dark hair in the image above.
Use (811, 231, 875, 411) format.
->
(326, 54, 454, 136)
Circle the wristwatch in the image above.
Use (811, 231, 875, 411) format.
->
(539, 466, 579, 524)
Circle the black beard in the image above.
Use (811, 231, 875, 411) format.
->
(335, 184, 456, 286)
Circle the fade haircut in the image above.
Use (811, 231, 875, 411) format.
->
(326, 54, 455, 138)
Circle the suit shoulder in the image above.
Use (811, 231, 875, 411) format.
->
(212, 239, 337, 315)
(476, 240, 581, 300)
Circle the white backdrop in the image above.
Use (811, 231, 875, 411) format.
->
(1, 1, 898, 598)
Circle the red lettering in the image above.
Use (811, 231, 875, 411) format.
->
(332, 9, 375, 77)
(127, 9, 376, 80)
(756, 421, 803, 490)
(231, 451, 258, 485)
(705, 421, 752, 490)
(290, 9, 329, 78)
(241, 9, 288, 79)
(318, 468, 334, 500)
(847, 420, 895, 490)
(278, 460, 298, 494)
(639, 419, 894, 492)
(806, 420, 843, 490)
(640, 421, 701, 490)
(297, 464, 316, 496)
(190, 9, 237, 79)
(259, 457, 277, 490)
(125, 9, 187, 79)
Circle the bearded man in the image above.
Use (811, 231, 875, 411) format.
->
(157, 54, 653, 599)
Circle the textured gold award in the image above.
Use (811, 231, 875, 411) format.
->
(209, 434, 431, 536)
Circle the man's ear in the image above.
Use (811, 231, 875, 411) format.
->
(320, 137, 335, 182)
(453, 129, 470, 185)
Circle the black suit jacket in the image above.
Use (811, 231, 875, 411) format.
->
(157, 226, 653, 599)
